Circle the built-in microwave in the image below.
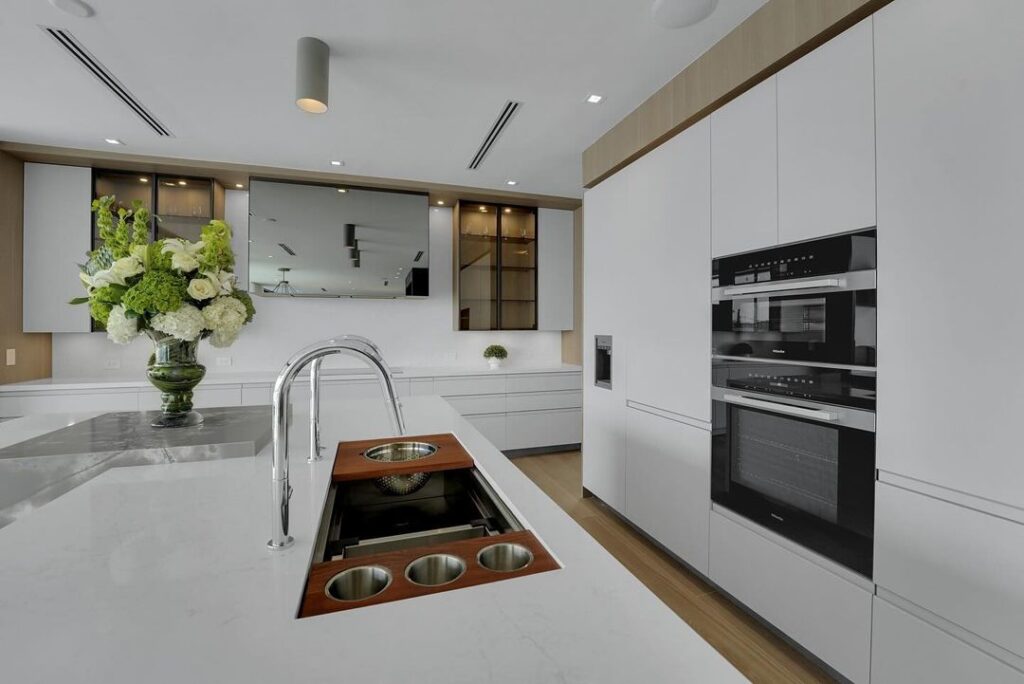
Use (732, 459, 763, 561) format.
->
(712, 229, 876, 367)
(711, 360, 876, 578)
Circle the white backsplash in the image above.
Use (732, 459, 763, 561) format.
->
(51, 196, 562, 378)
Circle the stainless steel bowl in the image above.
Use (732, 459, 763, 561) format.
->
(405, 553, 467, 587)
(325, 565, 392, 602)
(477, 542, 533, 572)
(363, 441, 438, 496)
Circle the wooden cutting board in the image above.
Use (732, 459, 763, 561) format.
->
(331, 432, 474, 482)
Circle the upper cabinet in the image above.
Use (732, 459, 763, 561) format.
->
(23, 163, 92, 333)
(711, 76, 778, 257)
(537, 208, 574, 331)
(778, 17, 876, 244)
(625, 118, 711, 422)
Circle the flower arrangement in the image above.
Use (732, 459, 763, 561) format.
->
(72, 196, 254, 347)
(71, 195, 254, 427)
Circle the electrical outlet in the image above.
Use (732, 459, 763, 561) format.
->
(5, 348, 15, 366)
(104, 358, 121, 370)
(216, 356, 232, 367)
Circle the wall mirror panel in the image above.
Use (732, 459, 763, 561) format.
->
(248, 179, 429, 298)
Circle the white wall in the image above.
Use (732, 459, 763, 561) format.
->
(51, 195, 563, 377)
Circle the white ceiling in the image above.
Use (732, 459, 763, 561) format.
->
(0, 0, 765, 198)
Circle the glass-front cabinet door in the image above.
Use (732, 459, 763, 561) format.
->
(155, 175, 214, 242)
(458, 202, 537, 331)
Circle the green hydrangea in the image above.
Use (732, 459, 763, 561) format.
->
(199, 220, 234, 271)
(122, 270, 187, 315)
(229, 289, 255, 323)
(92, 284, 125, 305)
(89, 299, 113, 326)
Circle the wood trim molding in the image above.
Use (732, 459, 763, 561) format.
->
(560, 206, 583, 364)
(0, 141, 581, 211)
(582, 0, 893, 188)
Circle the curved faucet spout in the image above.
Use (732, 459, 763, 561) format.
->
(268, 336, 405, 550)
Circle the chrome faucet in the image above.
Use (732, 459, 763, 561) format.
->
(268, 336, 405, 550)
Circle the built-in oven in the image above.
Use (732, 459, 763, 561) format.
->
(712, 229, 876, 366)
(711, 359, 876, 577)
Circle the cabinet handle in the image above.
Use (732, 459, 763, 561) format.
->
(722, 393, 837, 422)
(719, 277, 842, 298)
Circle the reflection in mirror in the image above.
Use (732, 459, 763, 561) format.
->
(248, 180, 429, 298)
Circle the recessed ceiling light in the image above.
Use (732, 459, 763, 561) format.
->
(337, 188, 347, 193)
(177, 180, 187, 186)
(504, 208, 512, 214)
(436, 200, 445, 206)
(104, 138, 123, 145)
(586, 94, 603, 104)
(479, 206, 487, 212)
(506, 180, 518, 186)
(139, 177, 148, 183)
(235, 183, 244, 189)
(50, 0, 95, 19)
(330, 160, 343, 166)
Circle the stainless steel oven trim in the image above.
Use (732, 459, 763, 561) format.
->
(712, 355, 877, 373)
(711, 269, 876, 302)
(712, 385, 875, 432)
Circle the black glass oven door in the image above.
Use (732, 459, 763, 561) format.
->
(712, 290, 876, 366)
(711, 397, 875, 577)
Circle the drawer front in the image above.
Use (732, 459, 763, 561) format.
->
(408, 378, 435, 396)
(875, 482, 1024, 657)
(465, 414, 506, 450)
(709, 510, 872, 683)
(0, 390, 139, 416)
(434, 375, 507, 397)
(505, 408, 582, 451)
(505, 390, 581, 413)
(505, 372, 581, 393)
(872, 597, 1024, 684)
(444, 394, 506, 416)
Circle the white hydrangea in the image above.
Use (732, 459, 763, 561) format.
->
(106, 305, 139, 345)
(201, 296, 247, 348)
(151, 303, 205, 342)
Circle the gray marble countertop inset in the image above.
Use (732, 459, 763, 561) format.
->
(0, 406, 272, 528)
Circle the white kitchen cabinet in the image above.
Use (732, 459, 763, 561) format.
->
(625, 118, 711, 423)
(537, 208, 574, 331)
(711, 76, 778, 257)
(874, 0, 1024, 507)
(625, 406, 709, 574)
(506, 408, 582, 451)
(872, 597, 1024, 684)
(777, 17, 875, 243)
(582, 167, 630, 513)
(709, 510, 872, 683)
(875, 482, 1024, 658)
(465, 413, 506, 451)
(23, 163, 92, 333)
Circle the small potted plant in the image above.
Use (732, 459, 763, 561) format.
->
(483, 344, 508, 370)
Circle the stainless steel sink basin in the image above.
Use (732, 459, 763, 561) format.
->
(478, 543, 533, 572)
(325, 565, 392, 602)
(405, 553, 466, 586)
(362, 441, 438, 495)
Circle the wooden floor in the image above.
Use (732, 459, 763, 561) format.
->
(513, 450, 833, 683)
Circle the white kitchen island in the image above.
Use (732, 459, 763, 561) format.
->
(0, 396, 744, 683)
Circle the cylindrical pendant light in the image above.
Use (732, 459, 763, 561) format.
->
(296, 37, 329, 114)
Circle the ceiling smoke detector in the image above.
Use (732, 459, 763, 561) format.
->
(650, 0, 718, 28)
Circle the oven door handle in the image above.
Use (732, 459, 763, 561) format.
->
(722, 393, 838, 422)
(719, 277, 843, 298)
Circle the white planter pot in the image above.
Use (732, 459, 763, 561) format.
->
(487, 358, 502, 370)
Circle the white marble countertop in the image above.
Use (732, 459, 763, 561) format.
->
(0, 363, 583, 393)
(0, 396, 743, 683)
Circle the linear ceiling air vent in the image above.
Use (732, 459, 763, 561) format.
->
(42, 26, 173, 137)
(277, 242, 296, 256)
(467, 100, 521, 170)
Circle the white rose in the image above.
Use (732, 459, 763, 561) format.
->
(106, 305, 139, 345)
(187, 277, 218, 301)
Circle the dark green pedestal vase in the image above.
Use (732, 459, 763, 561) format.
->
(146, 332, 206, 428)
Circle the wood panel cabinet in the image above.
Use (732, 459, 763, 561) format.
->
(874, 0, 1024, 507)
(625, 406, 709, 574)
(711, 76, 778, 257)
(625, 118, 711, 423)
(778, 17, 875, 243)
